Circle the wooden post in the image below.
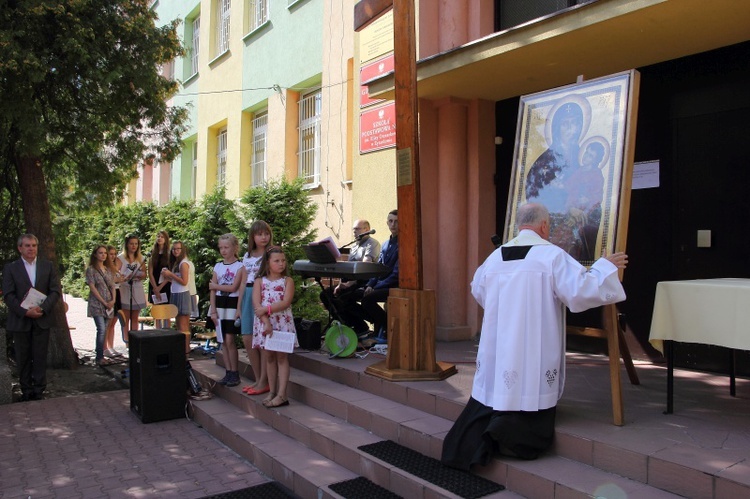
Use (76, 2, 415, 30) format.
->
(356, 0, 455, 381)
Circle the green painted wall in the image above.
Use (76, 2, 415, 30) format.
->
(241, 0, 323, 110)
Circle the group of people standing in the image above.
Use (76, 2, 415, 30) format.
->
(83, 222, 297, 408)
(84, 233, 197, 367)
(206, 223, 296, 408)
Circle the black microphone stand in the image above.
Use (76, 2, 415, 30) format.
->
(338, 236, 361, 251)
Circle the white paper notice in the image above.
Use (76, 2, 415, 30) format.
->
(632, 161, 660, 189)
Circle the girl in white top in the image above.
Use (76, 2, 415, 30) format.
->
(103, 245, 125, 358)
(161, 241, 196, 335)
(117, 235, 146, 342)
(253, 246, 296, 408)
(240, 220, 273, 395)
(208, 234, 246, 387)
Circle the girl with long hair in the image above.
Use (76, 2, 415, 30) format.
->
(240, 221, 272, 395)
(253, 246, 297, 408)
(86, 245, 116, 366)
(117, 235, 147, 341)
(209, 234, 246, 387)
(148, 230, 171, 304)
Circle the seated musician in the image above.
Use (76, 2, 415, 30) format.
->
(339, 210, 399, 341)
(320, 219, 380, 320)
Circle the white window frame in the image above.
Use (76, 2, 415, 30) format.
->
(216, 0, 231, 55)
(217, 128, 227, 186)
(251, 111, 268, 186)
(298, 89, 321, 188)
(192, 142, 198, 199)
(169, 159, 177, 201)
(190, 15, 200, 76)
(247, 0, 269, 32)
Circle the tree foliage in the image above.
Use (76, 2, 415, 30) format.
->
(0, 0, 187, 202)
(0, 0, 189, 367)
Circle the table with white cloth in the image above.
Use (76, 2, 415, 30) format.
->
(649, 278, 750, 413)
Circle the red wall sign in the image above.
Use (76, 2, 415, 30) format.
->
(360, 53, 394, 108)
(360, 102, 396, 154)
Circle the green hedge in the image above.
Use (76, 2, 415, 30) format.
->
(61, 179, 327, 323)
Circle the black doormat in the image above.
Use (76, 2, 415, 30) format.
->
(329, 476, 403, 499)
(358, 440, 504, 499)
(200, 481, 298, 499)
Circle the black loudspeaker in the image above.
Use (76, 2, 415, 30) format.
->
(294, 318, 322, 350)
(129, 330, 186, 423)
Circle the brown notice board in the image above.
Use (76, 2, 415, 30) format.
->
(504, 70, 640, 267)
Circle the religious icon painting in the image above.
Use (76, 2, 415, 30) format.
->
(504, 70, 640, 266)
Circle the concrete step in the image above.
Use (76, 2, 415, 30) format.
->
(194, 357, 684, 499)
(193, 361, 506, 499)
(188, 393, 356, 499)
(284, 351, 750, 499)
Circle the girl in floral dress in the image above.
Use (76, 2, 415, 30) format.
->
(252, 246, 296, 408)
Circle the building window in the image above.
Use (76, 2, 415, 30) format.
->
(192, 142, 198, 199)
(169, 160, 175, 200)
(189, 15, 200, 76)
(216, 0, 231, 55)
(298, 89, 321, 187)
(247, 0, 269, 32)
(495, 0, 593, 31)
(251, 111, 268, 186)
(217, 128, 227, 186)
(162, 59, 175, 81)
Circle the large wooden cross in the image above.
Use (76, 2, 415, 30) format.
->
(355, 0, 455, 380)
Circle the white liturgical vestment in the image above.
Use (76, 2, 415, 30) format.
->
(471, 230, 626, 412)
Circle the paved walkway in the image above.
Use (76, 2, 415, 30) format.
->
(0, 295, 270, 498)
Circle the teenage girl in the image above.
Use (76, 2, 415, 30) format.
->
(103, 245, 124, 358)
(240, 221, 272, 395)
(148, 230, 171, 304)
(161, 241, 196, 351)
(117, 235, 147, 342)
(253, 246, 297, 408)
(209, 234, 246, 387)
(86, 245, 116, 366)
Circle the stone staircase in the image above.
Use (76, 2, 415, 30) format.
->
(185, 347, 745, 499)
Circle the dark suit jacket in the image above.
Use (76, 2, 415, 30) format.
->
(2, 258, 61, 331)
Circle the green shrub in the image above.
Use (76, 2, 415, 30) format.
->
(61, 180, 328, 324)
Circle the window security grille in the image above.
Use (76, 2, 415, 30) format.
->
(248, 0, 268, 31)
(216, 0, 231, 54)
(251, 112, 268, 186)
(298, 90, 321, 187)
(192, 142, 198, 199)
(217, 128, 227, 186)
(190, 16, 200, 75)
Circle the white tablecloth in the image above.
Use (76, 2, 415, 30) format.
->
(649, 278, 750, 354)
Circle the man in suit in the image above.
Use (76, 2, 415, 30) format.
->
(2, 234, 61, 401)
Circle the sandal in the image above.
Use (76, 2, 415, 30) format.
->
(261, 393, 277, 407)
(264, 395, 289, 408)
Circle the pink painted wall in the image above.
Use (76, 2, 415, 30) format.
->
(417, 0, 496, 339)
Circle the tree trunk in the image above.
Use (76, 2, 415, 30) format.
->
(15, 155, 78, 369)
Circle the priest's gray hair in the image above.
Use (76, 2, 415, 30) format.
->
(517, 203, 550, 227)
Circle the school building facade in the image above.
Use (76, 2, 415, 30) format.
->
(133, 0, 750, 371)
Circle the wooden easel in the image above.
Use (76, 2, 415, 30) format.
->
(563, 71, 642, 426)
(567, 304, 639, 426)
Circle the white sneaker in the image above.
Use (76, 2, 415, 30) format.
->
(104, 349, 116, 358)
